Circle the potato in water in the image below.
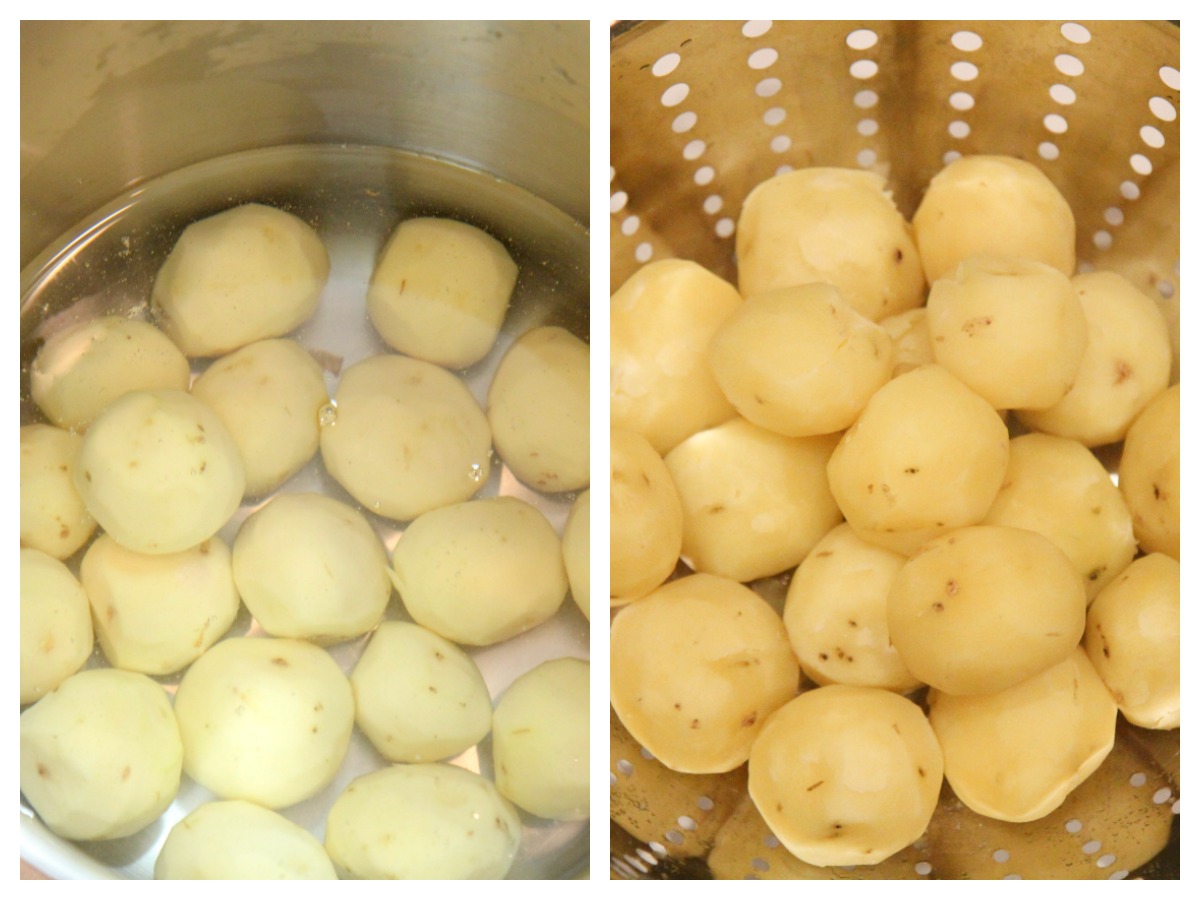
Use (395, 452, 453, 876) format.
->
(493, 657, 589, 821)
(20, 424, 96, 560)
(1119, 384, 1179, 559)
(367, 216, 518, 369)
(928, 647, 1117, 823)
(73, 389, 245, 555)
(747, 685, 943, 867)
(154, 800, 337, 880)
(151, 203, 329, 357)
(324, 763, 521, 879)
(20, 668, 182, 841)
(562, 488, 590, 619)
(19, 548, 93, 706)
(610, 573, 799, 774)
(610, 428, 683, 605)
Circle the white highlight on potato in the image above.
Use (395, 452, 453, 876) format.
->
(20, 424, 96, 559)
(20, 548, 93, 706)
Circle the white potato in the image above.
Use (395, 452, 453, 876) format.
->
(736, 167, 925, 321)
(172, 637, 354, 809)
(928, 647, 1117, 822)
(20, 668, 182, 841)
(493, 657, 589, 821)
(367, 217, 518, 368)
(609, 573, 799, 774)
(665, 418, 842, 583)
(1083, 553, 1179, 729)
(782, 524, 921, 693)
(748, 685, 942, 867)
(984, 433, 1136, 600)
(1119, 384, 1179, 559)
(708, 282, 893, 437)
(191, 338, 329, 496)
(232, 493, 391, 643)
(29, 316, 190, 431)
(879, 307, 935, 378)
(154, 799, 337, 880)
(912, 154, 1076, 283)
(610, 429, 683, 604)
(1017, 271, 1172, 446)
(73, 389, 245, 555)
(487, 325, 589, 493)
(927, 255, 1087, 410)
(20, 424, 96, 559)
(350, 621, 492, 763)
(826, 364, 1009, 555)
(562, 488, 590, 619)
(887, 525, 1086, 696)
(610, 258, 741, 454)
(20, 548, 93, 706)
(81, 535, 240, 675)
(151, 203, 329, 357)
(391, 496, 567, 646)
(324, 763, 521, 879)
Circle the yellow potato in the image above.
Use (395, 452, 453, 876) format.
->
(20, 548, 93, 706)
(1084, 553, 1179, 730)
(610, 428, 683, 604)
(81, 535, 240, 675)
(151, 203, 329, 357)
(887, 525, 1086, 696)
(708, 282, 893, 437)
(928, 647, 1117, 823)
(747, 685, 943, 867)
(912, 155, 1075, 283)
(610, 573, 799, 774)
(20, 423, 96, 559)
(736, 167, 925, 321)
(366, 217, 518, 369)
(487, 325, 589, 493)
(926, 255, 1087, 410)
(562, 488, 590, 619)
(1118, 384, 1179, 559)
(191, 338, 329, 497)
(610, 258, 741, 454)
(29, 316, 190, 431)
(664, 418, 842, 583)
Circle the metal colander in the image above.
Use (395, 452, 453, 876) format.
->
(609, 20, 1179, 880)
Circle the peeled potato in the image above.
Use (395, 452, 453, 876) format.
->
(610, 428, 683, 604)
(324, 763, 521, 879)
(493, 656, 589, 821)
(172, 637, 354, 809)
(190, 338, 329, 497)
(1084, 553, 1179, 730)
(20, 424, 96, 559)
(20, 668, 183, 841)
(151, 203, 329, 357)
(154, 799, 337, 880)
(708, 282, 893, 437)
(887, 525, 1086, 696)
(610, 573, 799, 774)
(81, 534, 239, 675)
(232, 493, 391, 643)
(20, 548, 93, 706)
(562, 489, 590, 619)
(736, 167, 925, 321)
(1119, 384, 1179, 559)
(747, 685, 943, 868)
(487, 325, 589, 493)
(610, 258, 741, 454)
(350, 621, 492, 763)
(29, 316, 190, 431)
(73, 389, 245, 555)
(928, 647, 1117, 823)
(366, 217, 518, 368)
(391, 496, 567, 646)
(319, 354, 491, 521)
(912, 155, 1076, 283)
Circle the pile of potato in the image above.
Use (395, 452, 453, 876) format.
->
(609, 156, 1179, 871)
(20, 203, 590, 879)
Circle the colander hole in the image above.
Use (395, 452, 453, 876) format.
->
(1158, 280, 1176, 299)
(950, 31, 983, 52)
(915, 861, 933, 875)
(763, 106, 787, 125)
(616, 758, 634, 776)
(694, 166, 715, 185)
(770, 135, 792, 153)
(943, 150, 963, 165)
(697, 795, 715, 811)
(846, 29, 879, 50)
(948, 120, 970, 139)
(1140, 125, 1166, 149)
(1043, 113, 1069, 134)
(1109, 871, 1130, 880)
(1038, 142, 1060, 161)
(949, 91, 975, 111)
(703, 195, 723, 215)
(610, 191, 628, 214)
(664, 829, 684, 845)
(763, 834, 780, 849)
(857, 118, 879, 136)
(715, 218, 735, 238)
(1003, 874, 1022, 880)
(678, 815, 698, 831)
(1130, 153, 1153, 176)
(993, 849, 1010, 863)
(849, 59, 879, 80)
(1119, 180, 1141, 200)
(1065, 819, 1083, 834)
(742, 20, 772, 38)
(1093, 230, 1113, 249)
(609, 771, 617, 785)
(1153, 787, 1172, 804)
(1104, 207, 1125, 227)
(621, 216, 640, 236)
(1172, 799, 1181, 814)
(639, 746, 655, 760)
(635, 848, 658, 866)
(1049, 83, 1077, 105)
(949, 61, 979, 82)
(1097, 854, 1117, 868)
(1055, 54, 1085, 77)
(854, 89, 879, 109)
(648, 841, 668, 856)
(775, 164, 794, 177)
(756, 77, 783, 97)
(1077, 260, 1096, 274)
(624, 854, 650, 874)
(1149, 96, 1178, 121)
(1060, 23, 1092, 44)
(661, 83, 690, 107)
(751, 857, 770, 872)
(857, 149, 878, 168)
(683, 139, 706, 160)
(652, 53, 681, 77)
(611, 858, 637, 879)
(635, 242, 653, 263)
(609, 166, 616, 182)
(1082, 840, 1103, 855)
(1159, 65, 1180, 90)
(748, 47, 779, 70)
(672, 111, 698, 133)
